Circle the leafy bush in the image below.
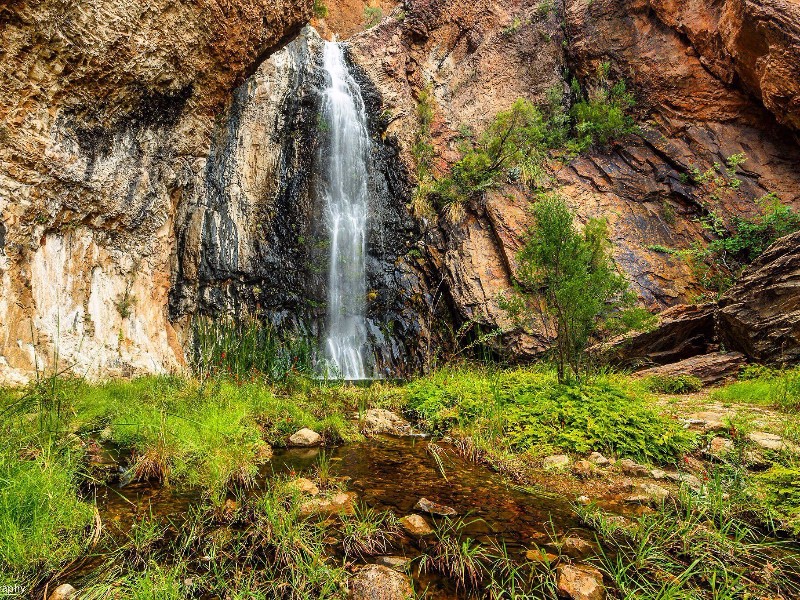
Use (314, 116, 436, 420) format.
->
(364, 6, 383, 28)
(312, 0, 328, 18)
(644, 374, 703, 394)
(754, 466, 800, 534)
(404, 367, 694, 463)
(568, 67, 636, 152)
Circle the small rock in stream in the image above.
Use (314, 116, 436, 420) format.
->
(525, 548, 558, 563)
(348, 564, 413, 600)
(288, 427, 322, 447)
(624, 483, 670, 505)
(399, 514, 433, 537)
(560, 536, 598, 558)
(299, 492, 356, 516)
(375, 555, 412, 571)
(362, 409, 412, 436)
(414, 497, 457, 516)
(289, 477, 319, 496)
(557, 564, 605, 600)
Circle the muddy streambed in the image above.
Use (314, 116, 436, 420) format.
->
(83, 436, 598, 596)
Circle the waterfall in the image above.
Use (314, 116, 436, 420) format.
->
(319, 41, 373, 380)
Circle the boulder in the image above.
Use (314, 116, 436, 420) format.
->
(718, 231, 800, 365)
(560, 536, 597, 559)
(684, 411, 728, 432)
(362, 409, 412, 436)
(543, 455, 571, 470)
(289, 428, 322, 447)
(556, 564, 605, 600)
(414, 497, 457, 517)
(399, 514, 433, 538)
(348, 564, 413, 600)
(636, 352, 747, 385)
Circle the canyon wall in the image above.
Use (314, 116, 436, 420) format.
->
(348, 0, 800, 356)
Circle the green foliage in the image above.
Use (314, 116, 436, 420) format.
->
(754, 466, 800, 534)
(568, 65, 636, 152)
(644, 374, 703, 394)
(603, 305, 657, 336)
(713, 366, 800, 412)
(191, 315, 314, 381)
(313, 0, 328, 18)
(508, 193, 629, 382)
(412, 85, 437, 217)
(340, 504, 400, 559)
(404, 366, 694, 463)
(363, 6, 383, 28)
(680, 155, 800, 293)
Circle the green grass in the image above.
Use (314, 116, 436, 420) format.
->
(404, 366, 694, 464)
(0, 444, 94, 585)
(644, 374, 703, 394)
(712, 366, 800, 412)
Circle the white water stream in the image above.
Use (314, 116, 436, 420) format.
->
(320, 41, 373, 379)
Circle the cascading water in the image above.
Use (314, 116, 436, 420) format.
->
(319, 41, 373, 380)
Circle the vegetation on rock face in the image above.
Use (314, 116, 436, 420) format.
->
(502, 193, 631, 382)
(412, 65, 637, 222)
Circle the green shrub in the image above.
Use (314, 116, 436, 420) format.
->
(644, 374, 703, 394)
(405, 367, 694, 463)
(568, 70, 636, 152)
(312, 0, 328, 18)
(754, 466, 800, 534)
(364, 6, 383, 28)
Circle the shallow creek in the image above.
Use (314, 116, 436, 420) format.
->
(89, 436, 596, 596)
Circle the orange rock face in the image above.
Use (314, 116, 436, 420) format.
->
(346, 0, 800, 358)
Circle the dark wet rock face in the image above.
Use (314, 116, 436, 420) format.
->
(170, 28, 431, 377)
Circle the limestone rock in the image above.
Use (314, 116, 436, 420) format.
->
(543, 455, 571, 470)
(48, 585, 77, 600)
(348, 564, 413, 600)
(684, 411, 728, 433)
(362, 409, 412, 436)
(748, 431, 796, 453)
(626, 483, 670, 505)
(289, 428, 322, 447)
(556, 564, 605, 600)
(414, 497, 457, 517)
(718, 231, 800, 365)
(636, 352, 747, 386)
(399, 514, 433, 538)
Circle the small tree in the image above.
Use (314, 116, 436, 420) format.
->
(504, 193, 628, 382)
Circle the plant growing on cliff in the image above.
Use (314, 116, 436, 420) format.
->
(412, 85, 437, 218)
(363, 6, 383, 28)
(685, 193, 800, 293)
(503, 193, 629, 382)
(312, 0, 328, 18)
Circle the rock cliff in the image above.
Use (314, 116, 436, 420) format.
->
(0, 0, 311, 382)
(2, 0, 799, 381)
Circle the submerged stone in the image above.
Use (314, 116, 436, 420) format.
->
(399, 514, 433, 537)
(414, 497, 457, 516)
(375, 555, 412, 571)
